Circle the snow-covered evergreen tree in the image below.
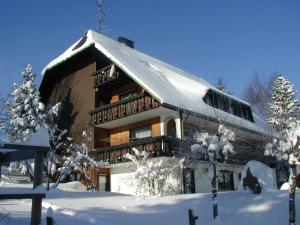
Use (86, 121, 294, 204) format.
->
(0, 92, 9, 143)
(267, 76, 298, 136)
(7, 64, 107, 190)
(7, 64, 45, 142)
(265, 75, 300, 225)
(190, 123, 236, 219)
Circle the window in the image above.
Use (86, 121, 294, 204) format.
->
(183, 168, 196, 194)
(217, 170, 234, 191)
(131, 126, 152, 141)
(166, 119, 176, 137)
(203, 89, 254, 122)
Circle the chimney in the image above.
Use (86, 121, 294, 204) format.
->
(118, 37, 135, 48)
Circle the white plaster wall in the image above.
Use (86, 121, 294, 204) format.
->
(109, 159, 251, 195)
(193, 162, 244, 193)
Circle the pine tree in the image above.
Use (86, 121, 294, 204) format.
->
(7, 64, 106, 190)
(266, 75, 300, 225)
(216, 77, 232, 95)
(267, 76, 298, 137)
(7, 64, 45, 142)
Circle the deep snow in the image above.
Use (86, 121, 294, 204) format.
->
(0, 181, 299, 225)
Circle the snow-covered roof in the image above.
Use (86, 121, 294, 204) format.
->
(42, 30, 270, 135)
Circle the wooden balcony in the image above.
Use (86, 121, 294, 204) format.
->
(92, 136, 183, 164)
(90, 93, 160, 126)
(92, 64, 131, 88)
(91, 136, 277, 166)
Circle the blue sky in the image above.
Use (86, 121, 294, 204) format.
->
(0, 0, 299, 99)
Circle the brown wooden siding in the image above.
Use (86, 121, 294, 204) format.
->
(47, 62, 96, 148)
(108, 117, 161, 146)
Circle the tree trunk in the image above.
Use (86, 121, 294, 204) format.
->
(211, 163, 218, 219)
(289, 140, 298, 225)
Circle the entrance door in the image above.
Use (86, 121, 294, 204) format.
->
(99, 174, 110, 192)
(183, 168, 196, 194)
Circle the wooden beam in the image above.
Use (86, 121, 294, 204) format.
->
(0, 144, 49, 164)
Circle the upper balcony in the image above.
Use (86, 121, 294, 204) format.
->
(92, 64, 131, 89)
(90, 92, 161, 127)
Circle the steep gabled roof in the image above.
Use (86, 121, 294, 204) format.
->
(42, 30, 270, 135)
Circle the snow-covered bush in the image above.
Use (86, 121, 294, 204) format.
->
(238, 160, 276, 192)
(52, 140, 108, 189)
(125, 148, 183, 196)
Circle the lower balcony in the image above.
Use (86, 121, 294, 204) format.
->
(91, 136, 277, 166)
(91, 136, 182, 164)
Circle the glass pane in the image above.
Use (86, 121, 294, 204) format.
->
(132, 127, 152, 140)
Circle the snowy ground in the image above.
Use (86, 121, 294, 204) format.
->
(0, 181, 299, 225)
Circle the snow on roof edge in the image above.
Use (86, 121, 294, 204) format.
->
(41, 29, 270, 135)
(41, 33, 95, 76)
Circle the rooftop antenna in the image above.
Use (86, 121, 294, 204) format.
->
(97, 0, 105, 33)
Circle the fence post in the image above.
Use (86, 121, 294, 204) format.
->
(188, 209, 198, 225)
(31, 150, 44, 225)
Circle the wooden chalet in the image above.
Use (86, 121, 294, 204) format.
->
(40, 30, 275, 194)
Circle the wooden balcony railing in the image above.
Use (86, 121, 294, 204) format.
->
(91, 136, 277, 166)
(92, 136, 183, 164)
(92, 64, 120, 88)
(90, 93, 160, 126)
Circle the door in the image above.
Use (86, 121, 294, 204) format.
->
(99, 174, 111, 192)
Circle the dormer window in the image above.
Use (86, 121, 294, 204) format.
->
(203, 89, 254, 122)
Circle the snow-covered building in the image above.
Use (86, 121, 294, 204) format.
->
(40, 30, 275, 194)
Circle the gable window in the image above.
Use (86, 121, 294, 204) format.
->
(131, 126, 152, 141)
(217, 170, 234, 191)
